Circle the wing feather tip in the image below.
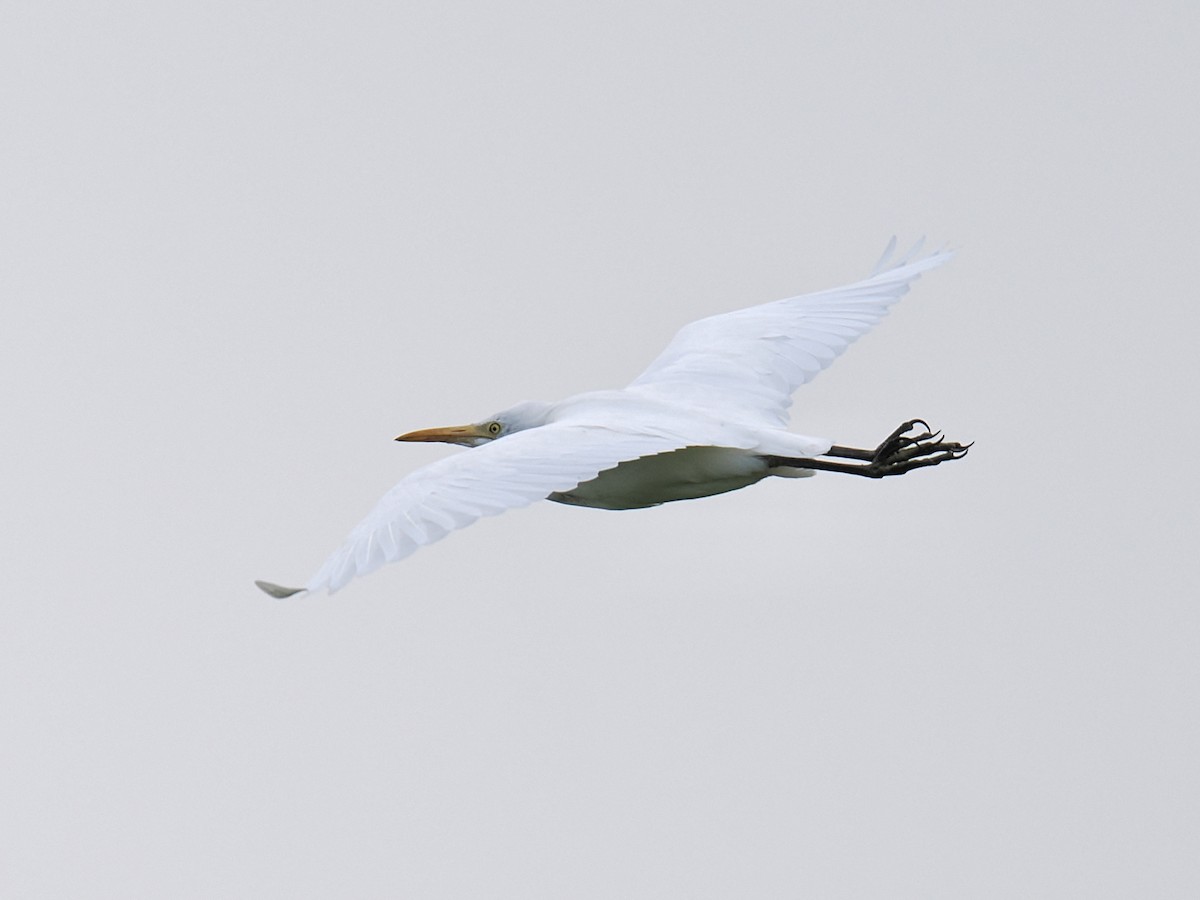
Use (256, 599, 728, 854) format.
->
(254, 579, 308, 599)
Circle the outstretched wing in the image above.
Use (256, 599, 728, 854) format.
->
(259, 423, 704, 596)
(628, 239, 954, 427)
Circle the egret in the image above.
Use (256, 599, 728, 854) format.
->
(257, 238, 968, 598)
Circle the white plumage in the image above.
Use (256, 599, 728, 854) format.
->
(257, 239, 962, 597)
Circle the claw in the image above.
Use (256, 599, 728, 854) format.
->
(898, 432, 937, 450)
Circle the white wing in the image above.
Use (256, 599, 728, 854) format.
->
(628, 239, 954, 427)
(286, 423, 711, 595)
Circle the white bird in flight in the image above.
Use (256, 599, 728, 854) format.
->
(257, 238, 969, 598)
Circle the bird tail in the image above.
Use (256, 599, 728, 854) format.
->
(765, 464, 816, 479)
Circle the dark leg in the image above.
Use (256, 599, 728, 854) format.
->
(767, 419, 970, 479)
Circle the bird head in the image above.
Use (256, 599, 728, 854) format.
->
(395, 401, 554, 447)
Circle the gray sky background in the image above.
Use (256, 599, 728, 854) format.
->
(3, 1, 1198, 897)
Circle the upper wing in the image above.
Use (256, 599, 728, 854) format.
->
(628, 239, 954, 427)
(271, 423, 701, 595)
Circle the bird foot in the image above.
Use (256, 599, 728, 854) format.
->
(864, 419, 971, 477)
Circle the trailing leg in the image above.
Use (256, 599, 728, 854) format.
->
(767, 419, 970, 479)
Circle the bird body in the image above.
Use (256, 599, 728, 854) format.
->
(490, 390, 830, 510)
(257, 239, 967, 598)
(549, 445, 789, 510)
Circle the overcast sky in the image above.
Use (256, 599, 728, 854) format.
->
(3, 1, 1198, 897)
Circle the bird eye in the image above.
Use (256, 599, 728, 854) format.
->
(487, 422, 502, 435)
